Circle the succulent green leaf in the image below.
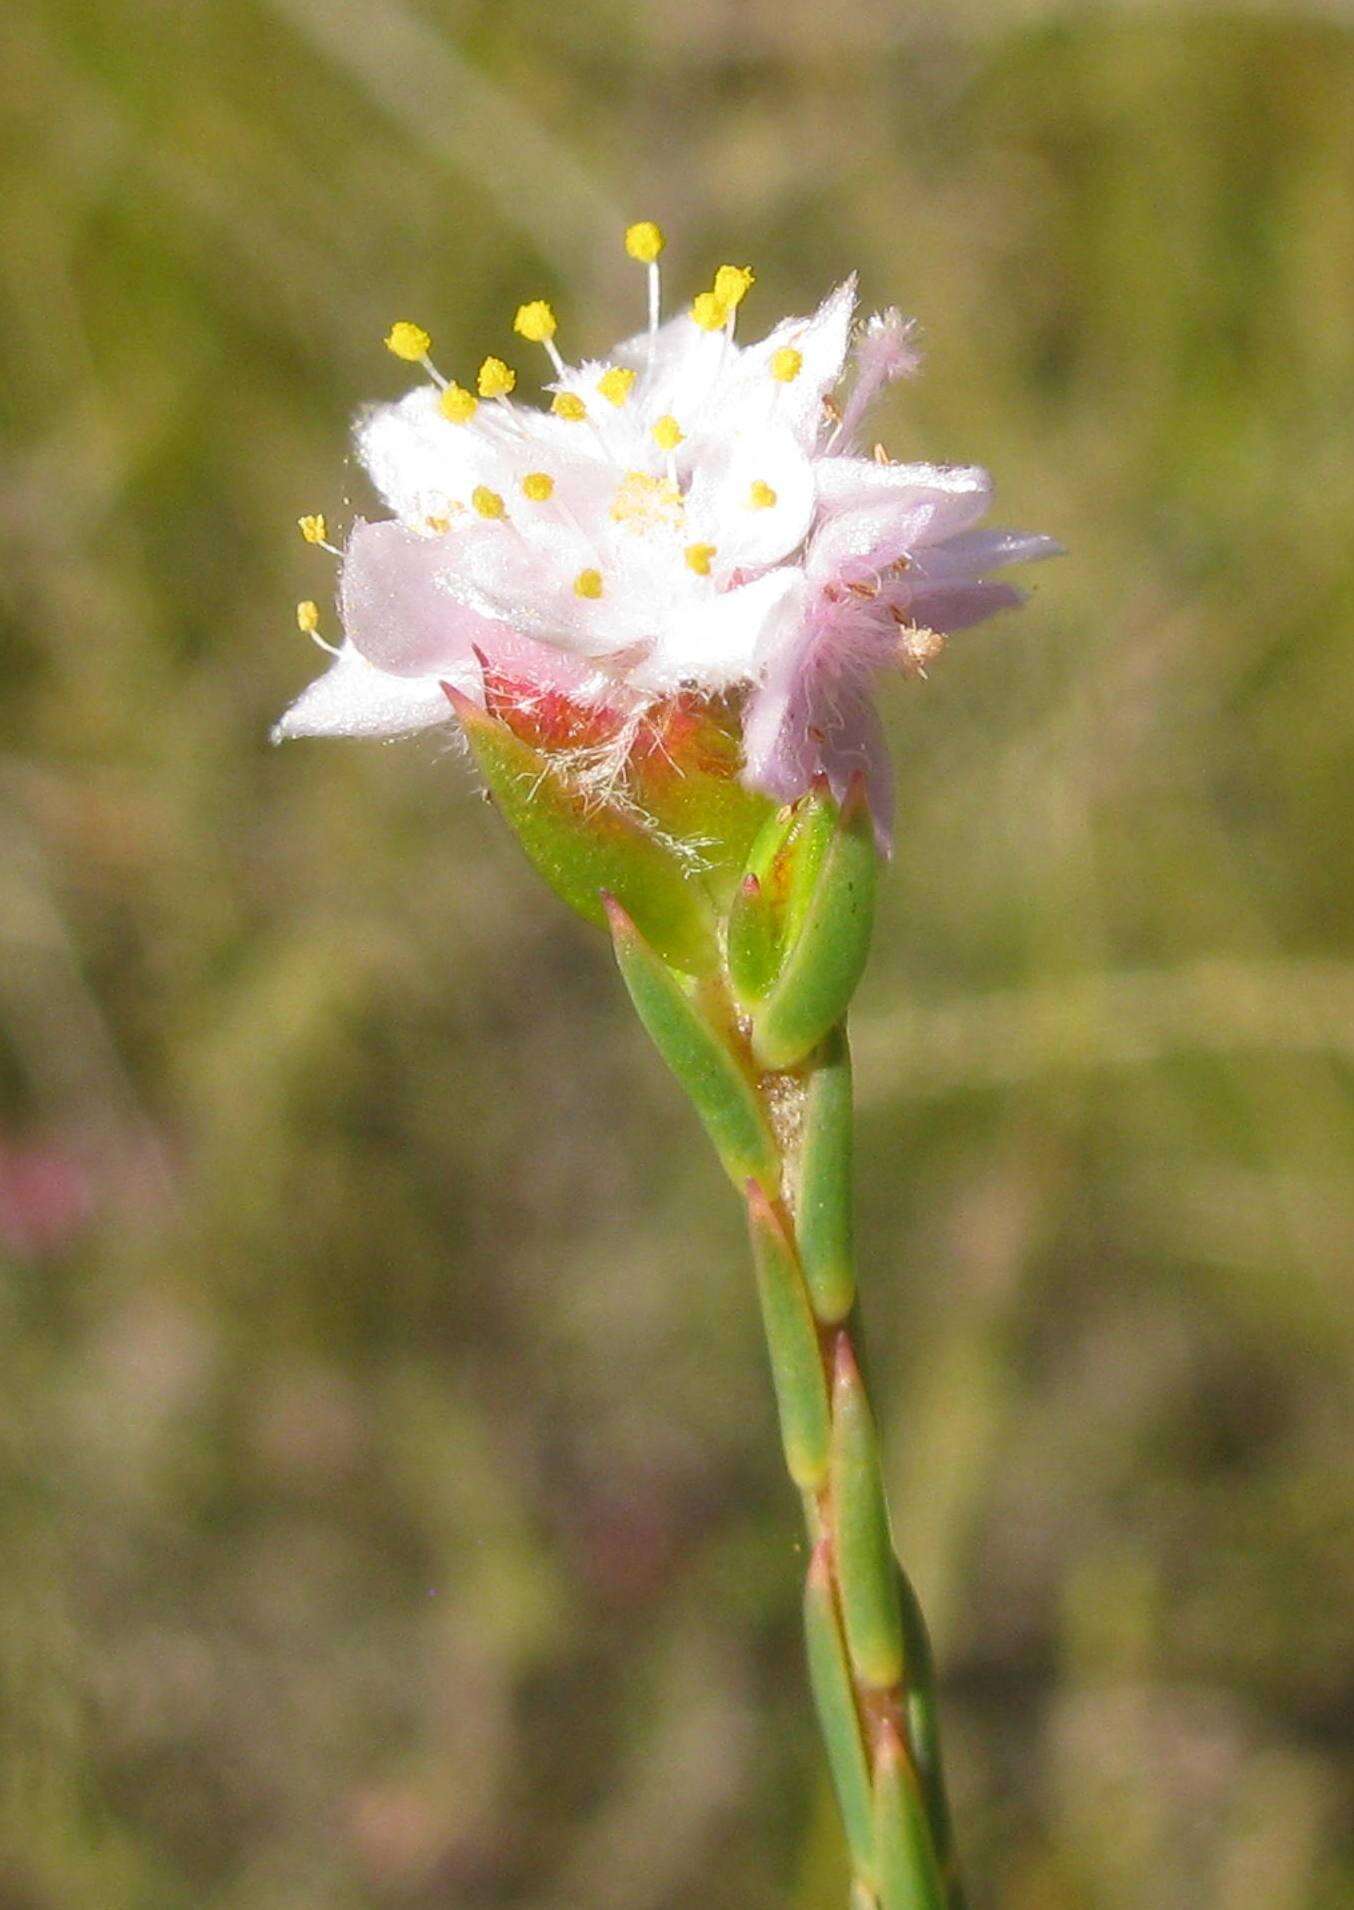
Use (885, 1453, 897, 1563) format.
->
(624, 696, 775, 898)
(604, 898, 779, 1188)
(735, 783, 835, 992)
(895, 1566, 961, 1896)
(873, 1724, 946, 1910)
(726, 874, 781, 1009)
(450, 686, 717, 976)
(830, 1333, 905, 1690)
(804, 1542, 877, 1884)
(795, 1025, 856, 1323)
(751, 775, 877, 1070)
(745, 1182, 832, 1490)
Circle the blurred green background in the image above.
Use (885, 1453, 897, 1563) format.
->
(2, 2, 1352, 1905)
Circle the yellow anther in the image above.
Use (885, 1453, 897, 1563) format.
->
(597, 366, 636, 407)
(425, 515, 451, 534)
(684, 543, 717, 576)
(652, 414, 684, 450)
(439, 382, 479, 424)
(771, 346, 803, 383)
(296, 600, 320, 633)
(471, 486, 506, 520)
(691, 291, 727, 332)
(297, 514, 327, 545)
(521, 472, 555, 502)
(551, 391, 588, 421)
(713, 264, 755, 310)
(514, 300, 557, 344)
(748, 479, 778, 510)
(385, 322, 431, 362)
(477, 356, 517, 399)
(573, 568, 604, 600)
(625, 221, 666, 264)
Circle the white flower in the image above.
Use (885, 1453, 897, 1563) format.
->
(280, 235, 1056, 844)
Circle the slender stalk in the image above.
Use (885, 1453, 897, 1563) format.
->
(745, 1022, 962, 1909)
(602, 799, 959, 1905)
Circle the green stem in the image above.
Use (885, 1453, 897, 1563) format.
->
(606, 893, 960, 1905)
(747, 1026, 963, 1908)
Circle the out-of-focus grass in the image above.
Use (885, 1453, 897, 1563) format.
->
(1, 3, 1351, 1905)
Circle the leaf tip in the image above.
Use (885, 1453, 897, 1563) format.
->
(441, 679, 488, 727)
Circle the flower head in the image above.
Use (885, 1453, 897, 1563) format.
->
(279, 233, 1056, 847)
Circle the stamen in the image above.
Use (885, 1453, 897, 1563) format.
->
(471, 486, 507, 519)
(684, 543, 716, 576)
(625, 221, 666, 337)
(771, 347, 803, 383)
(439, 383, 479, 424)
(514, 301, 566, 379)
(477, 356, 517, 400)
(297, 514, 340, 556)
(521, 472, 555, 502)
(713, 265, 755, 313)
(552, 392, 588, 422)
(748, 480, 777, 509)
(691, 292, 727, 333)
(625, 221, 666, 265)
(597, 367, 636, 407)
(384, 321, 446, 388)
(295, 598, 339, 657)
(652, 415, 683, 450)
(574, 568, 604, 599)
(385, 322, 431, 362)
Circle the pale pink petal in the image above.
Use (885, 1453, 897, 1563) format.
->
(341, 518, 506, 676)
(809, 464, 993, 576)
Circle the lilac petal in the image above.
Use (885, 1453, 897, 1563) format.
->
(743, 627, 895, 851)
(902, 580, 1025, 632)
(810, 464, 993, 576)
(835, 308, 923, 446)
(911, 528, 1063, 579)
(341, 518, 506, 677)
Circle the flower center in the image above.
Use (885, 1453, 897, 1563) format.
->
(609, 470, 684, 536)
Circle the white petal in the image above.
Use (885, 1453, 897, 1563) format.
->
(615, 314, 733, 423)
(725, 277, 858, 449)
(272, 642, 457, 741)
(685, 425, 816, 577)
(632, 568, 807, 695)
(355, 386, 517, 525)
